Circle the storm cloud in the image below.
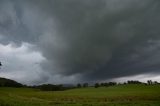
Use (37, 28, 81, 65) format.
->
(0, 0, 160, 84)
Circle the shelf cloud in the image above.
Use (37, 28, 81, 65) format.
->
(0, 0, 160, 84)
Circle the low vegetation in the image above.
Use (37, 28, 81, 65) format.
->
(0, 77, 160, 106)
(0, 85, 159, 105)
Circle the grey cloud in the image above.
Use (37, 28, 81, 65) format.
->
(1, 0, 160, 83)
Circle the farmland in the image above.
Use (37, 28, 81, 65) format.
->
(0, 84, 160, 106)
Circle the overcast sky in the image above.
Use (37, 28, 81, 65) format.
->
(0, 0, 160, 85)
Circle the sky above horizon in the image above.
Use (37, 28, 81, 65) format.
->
(0, 0, 160, 85)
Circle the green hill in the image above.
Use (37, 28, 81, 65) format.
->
(0, 77, 23, 87)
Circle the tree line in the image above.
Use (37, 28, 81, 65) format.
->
(0, 77, 159, 91)
(77, 80, 160, 88)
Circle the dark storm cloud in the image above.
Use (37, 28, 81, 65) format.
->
(1, 0, 160, 83)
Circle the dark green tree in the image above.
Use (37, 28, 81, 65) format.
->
(77, 83, 82, 88)
(94, 83, 100, 88)
(147, 80, 153, 85)
(83, 83, 89, 87)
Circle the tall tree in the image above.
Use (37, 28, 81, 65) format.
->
(77, 83, 82, 88)
(94, 83, 100, 88)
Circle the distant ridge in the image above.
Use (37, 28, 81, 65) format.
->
(0, 77, 23, 87)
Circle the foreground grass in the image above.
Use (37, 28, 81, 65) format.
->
(0, 84, 160, 106)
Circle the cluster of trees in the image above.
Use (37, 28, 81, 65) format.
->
(31, 84, 75, 91)
(127, 80, 142, 84)
(147, 80, 159, 85)
(76, 82, 117, 88)
(126, 80, 159, 85)
(77, 83, 89, 88)
(76, 80, 160, 88)
(94, 82, 117, 88)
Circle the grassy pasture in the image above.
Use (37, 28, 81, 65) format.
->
(0, 84, 160, 106)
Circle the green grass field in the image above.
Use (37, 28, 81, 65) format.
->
(0, 84, 160, 106)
